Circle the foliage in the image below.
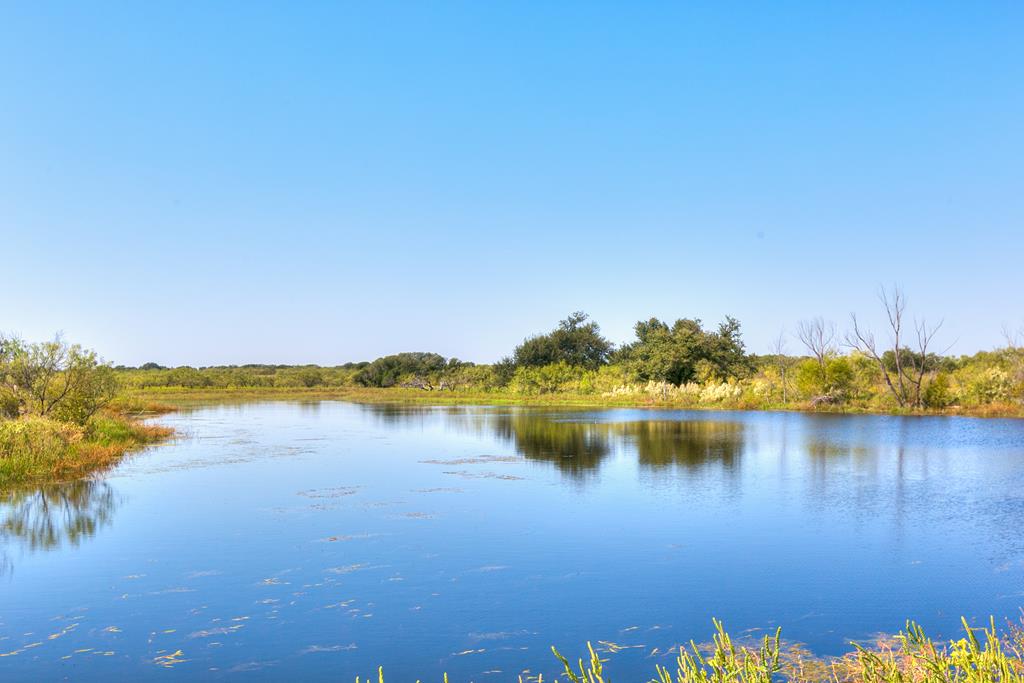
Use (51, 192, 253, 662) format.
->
(793, 356, 856, 402)
(923, 373, 953, 409)
(104, 301, 1024, 415)
(0, 334, 119, 424)
(0, 334, 175, 487)
(354, 353, 451, 388)
(617, 316, 751, 386)
(508, 312, 613, 371)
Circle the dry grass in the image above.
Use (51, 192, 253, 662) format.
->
(0, 412, 173, 488)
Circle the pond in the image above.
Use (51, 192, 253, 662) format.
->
(2, 402, 1024, 681)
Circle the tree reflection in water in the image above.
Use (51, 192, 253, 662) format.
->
(357, 403, 746, 477)
(1, 480, 119, 573)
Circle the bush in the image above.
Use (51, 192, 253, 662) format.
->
(0, 417, 83, 484)
(964, 367, 1012, 405)
(511, 362, 577, 395)
(0, 335, 119, 424)
(923, 372, 953, 408)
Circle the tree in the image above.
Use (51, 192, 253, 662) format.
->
(846, 285, 943, 409)
(796, 317, 836, 391)
(769, 331, 796, 404)
(1002, 323, 1024, 403)
(617, 316, 750, 385)
(0, 334, 119, 423)
(510, 312, 612, 370)
(353, 352, 448, 388)
(439, 358, 474, 391)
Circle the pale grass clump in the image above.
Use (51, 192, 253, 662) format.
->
(698, 382, 742, 404)
(604, 381, 741, 405)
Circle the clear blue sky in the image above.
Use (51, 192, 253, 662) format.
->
(2, 2, 1022, 366)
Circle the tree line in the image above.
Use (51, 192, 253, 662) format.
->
(110, 286, 1024, 412)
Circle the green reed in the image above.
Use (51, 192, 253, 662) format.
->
(359, 616, 1024, 683)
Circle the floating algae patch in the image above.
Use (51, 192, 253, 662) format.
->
(147, 587, 197, 597)
(419, 455, 520, 465)
(596, 640, 646, 653)
(46, 622, 79, 640)
(189, 624, 246, 639)
(397, 511, 436, 519)
(227, 659, 278, 673)
(258, 577, 290, 586)
(325, 563, 372, 574)
(185, 569, 222, 578)
(319, 533, 380, 543)
(297, 486, 361, 499)
(322, 599, 355, 610)
(300, 644, 357, 654)
(0, 641, 43, 658)
(442, 470, 525, 480)
(469, 629, 534, 641)
(153, 649, 188, 668)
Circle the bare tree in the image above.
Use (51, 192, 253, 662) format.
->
(796, 317, 836, 388)
(1003, 322, 1024, 350)
(770, 331, 794, 404)
(1002, 322, 1024, 403)
(847, 285, 942, 409)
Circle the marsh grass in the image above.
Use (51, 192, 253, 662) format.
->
(359, 617, 1024, 683)
(0, 412, 172, 488)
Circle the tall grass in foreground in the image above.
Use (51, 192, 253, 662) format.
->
(0, 413, 172, 487)
(358, 617, 1024, 683)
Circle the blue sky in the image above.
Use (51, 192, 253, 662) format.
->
(2, 2, 1022, 366)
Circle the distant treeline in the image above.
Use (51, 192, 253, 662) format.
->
(115, 287, 1024, 413)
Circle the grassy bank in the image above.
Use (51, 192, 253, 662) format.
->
(359, 617, 1024, 683)
(126, 384, 1024, 419)
(0, 405, 174, 488)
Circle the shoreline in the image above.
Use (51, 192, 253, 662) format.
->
(127, 386, 1024, 420)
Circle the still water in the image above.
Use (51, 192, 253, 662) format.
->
(2, 402, 1024, 681)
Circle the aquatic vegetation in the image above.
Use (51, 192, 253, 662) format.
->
(441, 470, 525, 480)
(297, 486, 361, 498)
(419, 456, 521, 465)
(356, 618, 1024, 683)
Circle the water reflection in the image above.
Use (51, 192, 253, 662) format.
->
(489, 413, 612, 474)
(1, 481, 119, 570)
(357, 403, 746, 477)
(626, 420, 743, 470)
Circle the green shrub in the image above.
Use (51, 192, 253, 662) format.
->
(0, 416, 82, 483)
(923, 373, 954, 408)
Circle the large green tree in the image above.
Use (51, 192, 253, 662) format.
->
(507, 312, 612, 370)
(617, 316, 750, 385)
(353, 352, 449, 388)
